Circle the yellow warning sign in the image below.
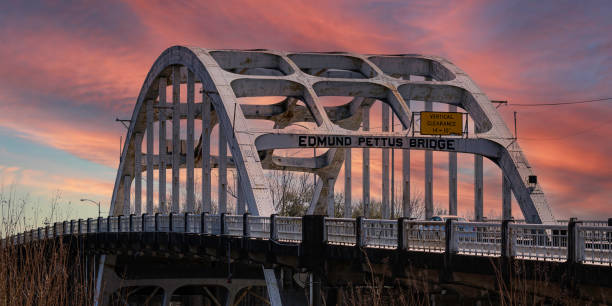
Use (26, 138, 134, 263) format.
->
(420, 112, 463, 135)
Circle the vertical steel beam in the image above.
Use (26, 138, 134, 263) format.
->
(171, 66, 180, 213)
(344, 148, 352, 218)
(474, 155, 484, 221)
(202, 92, 211, 213)
(218, 128, 227, 213)
(237, 173, 245, 214)
(382, 104, 390, 219)
(402, 99, 411, 218)
(146, 100, 154, 214)
(502, 174, 512, 220)
(123, 175, 131, 216)
(402, 148, 410, 218)
(186, 70, 195, 212)
(134, 132, 142, 215)
(448, 105, 458, 215)
(327, 178, 335, 217)
(425, 101, 433, 219)
(391, 115, 395, 218)
(158, 77, 167, 213)
(362, 108, 370, 217)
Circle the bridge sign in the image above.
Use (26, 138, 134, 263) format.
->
(420, 112, 463, 135)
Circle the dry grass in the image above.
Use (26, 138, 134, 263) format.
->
(0, 186, 95, 305)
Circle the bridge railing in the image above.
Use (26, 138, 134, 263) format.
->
(509, 223, 568, 261)
(362, 219, 397, 249)
(247, 215, 270, 239)
(579, 226, 612, 265)
(454, 222, 502, 256)
(325, 218, 356, 246)
(275, 216, 302, 242)
(3, 214, 611, 267)
(403, 220, 445, 252)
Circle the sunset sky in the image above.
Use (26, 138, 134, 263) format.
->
(0, 0, 610, 223)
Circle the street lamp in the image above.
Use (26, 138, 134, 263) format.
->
(80, 198, 101, 218)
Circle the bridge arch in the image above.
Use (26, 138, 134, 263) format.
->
(110, 46, 555, 223)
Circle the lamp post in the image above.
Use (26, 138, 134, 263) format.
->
(80, 198, 101, 218)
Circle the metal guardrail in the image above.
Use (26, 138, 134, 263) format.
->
(510, 223, 568, 262)
(2, 214, 611, 266)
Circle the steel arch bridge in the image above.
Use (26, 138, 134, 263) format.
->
(110, 45, 555, 224)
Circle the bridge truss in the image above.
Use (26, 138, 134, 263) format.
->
(111, 46, 555, 224)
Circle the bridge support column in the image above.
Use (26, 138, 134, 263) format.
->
(502, 174, 512, 220)
(134, 132, 143, 215)
(158, 77, 167, 213)
(202, 91, 212, 213)
(448, 105, 458, 216)
(172, 66, 181, 213)
(382, 103, 390, 218)
(219, 127, 227, 213)
(146, 99, 154, 214)
(474, 155, 483, 221)
(362, 108, 370, 217)
(186, 70, 195, 212)
(425, 101, 433, 220)
(263, 268, 283, 306)
(344, 148, 352, 218)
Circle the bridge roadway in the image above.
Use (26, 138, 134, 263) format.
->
(4, 214, 612, 303)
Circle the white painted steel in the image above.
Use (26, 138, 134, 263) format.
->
(362, 219, 397, 249)
(225, 215, 243, 236)
(247, 216, 271, 239)
(510, 223, 567, 262)
(325, 218, 356, 246)
(8, 215, 610, 268)
(404, 220, 445, 253)
(275, 217, 302, 242)
(204, 214, 221, 235)
(579, 226, 612, 266)
(454, 222, 501, 256)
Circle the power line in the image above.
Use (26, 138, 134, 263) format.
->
(511, 97, 612, 107)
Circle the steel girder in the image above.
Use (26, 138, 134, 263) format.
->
(108, 46, 554, 223)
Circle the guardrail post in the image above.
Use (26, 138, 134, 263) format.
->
(201, 212, 208, 234)
(356, 216, 364, 247)
(442, 219, 456, 282)
(63, 221, 68, 235)
(184, 212, 190, 233)
(568, 217, 583, 263)
(501, 219, 513, 258)
(155, 213, 160, 232)
(243, 213, 251, 237)
(500, 219, 514, 287)
(270, 214, 277, 241)
(129, 214, 134, 232)
(107, 216, 112, 232)
(118, 215, 123, 232)
(397, 217, 407, 250)
(566, 217, 583, 295)
(169, 212, 174, 232)
(141, 213, 147, 232)
(302, 215, 326, 306)
(220, 213, 226, 235)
